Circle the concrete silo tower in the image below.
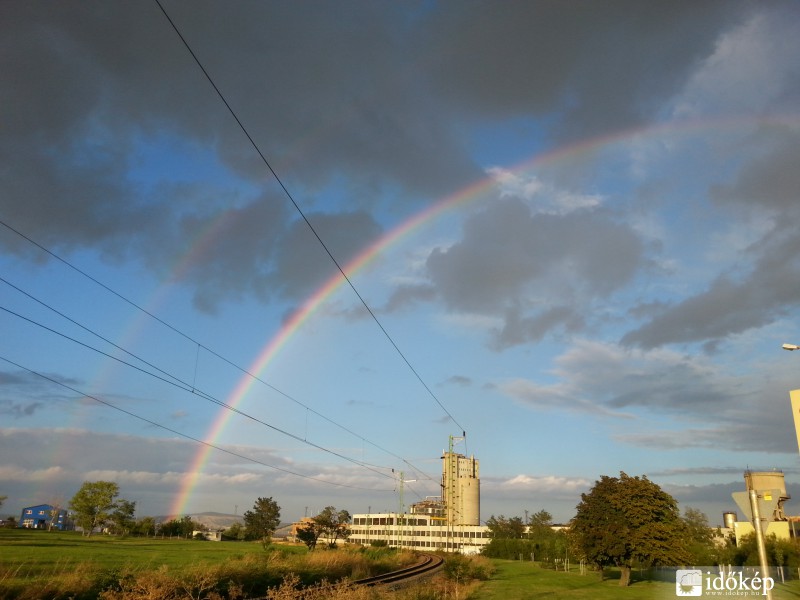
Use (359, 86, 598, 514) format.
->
(744, 470, 791, 521)
(441, 435, 480, 526)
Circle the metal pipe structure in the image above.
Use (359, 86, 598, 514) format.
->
(749, 489, 773, 600)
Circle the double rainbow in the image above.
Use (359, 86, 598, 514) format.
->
(168, 115, 796, 516)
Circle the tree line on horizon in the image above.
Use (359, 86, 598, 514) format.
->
(10, 474, 800, 587)
(4, 481, 352, 548)
(486, 471, 800, 587)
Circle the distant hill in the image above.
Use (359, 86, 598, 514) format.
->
(154, 512, 293, 536)
(154, 512, 242, 531)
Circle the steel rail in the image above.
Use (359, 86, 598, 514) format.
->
(353, 553, 445, 587)
(246, 553, 444, 599)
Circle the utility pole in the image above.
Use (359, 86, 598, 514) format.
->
(749, 489, 773, 600)
(397, 471, 416, 549)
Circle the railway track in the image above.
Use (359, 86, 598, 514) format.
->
(248, 553, 445, 598)
(353, 553, 445, 587)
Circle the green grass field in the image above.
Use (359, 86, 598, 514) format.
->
(470, 560, 800, 600)
(7, 530, 800, 600)
(0, 528, 303, 599)
(0, 528, 416, 599)
(0, 528, 275, 576)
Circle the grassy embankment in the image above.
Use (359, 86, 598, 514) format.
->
(471, 559, 800, 600)
(0, 528, 419, 599)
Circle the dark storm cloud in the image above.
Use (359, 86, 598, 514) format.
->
(620, 271, 795, 349)
(712, 132, 800, 212)
(422, 0, 746, 140)
(270, 210, 384, 301)
(0, 1, 474, 308)
(384, 283, 437, 312)
(492, 306, 584, 350)
(500, 339, 800, 453)
(158, 0, 481, 196)
(622, 135, 800, 350)
(139, 194, 382, 312)
(5, 0, 796, 331)
(0, 3, 198, 255)
(424, 199, 643, 346)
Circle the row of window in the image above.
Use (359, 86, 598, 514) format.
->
(350, 537, 482, 549)
(23, 509, 65, 521)
(350, 528, 491, 539)
(352, 517, 431, 526)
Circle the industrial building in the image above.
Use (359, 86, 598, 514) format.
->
(348, 436, 492, 553)
(728, 470, 793, 544)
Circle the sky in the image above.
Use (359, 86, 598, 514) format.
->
(2, 1, 800, 528)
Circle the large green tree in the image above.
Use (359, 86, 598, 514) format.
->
(69, 481, 121, 536)
(571, 472, 690, 586)
(243, 497, 281, 548)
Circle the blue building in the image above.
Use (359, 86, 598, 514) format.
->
(19, 504, 70, 530)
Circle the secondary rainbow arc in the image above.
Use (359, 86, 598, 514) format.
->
(169, 114, 799, 516)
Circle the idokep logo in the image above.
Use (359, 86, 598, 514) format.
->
(676, 569, 702, 596)
(675, 568, 775, 597)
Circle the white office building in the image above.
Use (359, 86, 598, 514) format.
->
(348, 437, 491, 554)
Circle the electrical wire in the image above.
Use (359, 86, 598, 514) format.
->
(0, 301, 397, 481)
(0, 353, 392, 492)
(153, 0, 465, 434)
(0, 219, 426, 476)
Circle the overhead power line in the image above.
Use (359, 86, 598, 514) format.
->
(0, 218, 429, 483)
(0, 300, 399, 481)
(153, 0, 465, 434)
(0, 353, 392, 492)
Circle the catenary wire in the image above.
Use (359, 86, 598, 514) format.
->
(0, 353, 393, 492)
(153, 0, 465, 434)
(0, 302, 398, 481)
(0, 219, 430, 481)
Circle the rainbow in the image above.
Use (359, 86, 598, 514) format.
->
(167, 172, 499, 515)
(168, 115, 798, 515)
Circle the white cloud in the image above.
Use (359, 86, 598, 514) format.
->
(671, 8, 800, 119)
(498, 474, 591, 493)
(486, 167, 602, 214)
(0, 465, 67, 482)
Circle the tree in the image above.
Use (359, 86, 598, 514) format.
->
(296, 520, 322, 550)
(46, 496, 66, 531)
(0, 495, 6, 509)
(571, 472, 690, 586)
(223, 521, 246, 541)
(243, 497, 281, 548)
(682, 507, 716, 565)
(69, 481, 121, 536)
(108, 499, 137, 535)
(296, 506, 351, 550)
(314, 506, 351, 547)
(158, 516, 201, 538)
(134, 515, 156, 537)
(486, 515, 526, 539)
(529, 510, 553, 530)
